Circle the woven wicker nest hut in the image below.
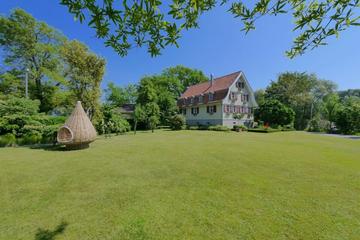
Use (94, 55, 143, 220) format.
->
(57, 101, 97, 149)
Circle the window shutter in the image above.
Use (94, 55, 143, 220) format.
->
(214, 105, 217, 112)
(207, 106, 209, 113)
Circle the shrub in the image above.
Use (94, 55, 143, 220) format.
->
(187, 126, 199, 130)
(96, 105, 131, 135)
(233, 125, 248, 132)
(17, 132, 42, 145)
(208, 125, 230, 132)
(307, 117, 327, 132)
(0, 133, 16, 147)
(257, 99, 295, 126)
(334, 97, 360, 134)
(169, 114, 185, 130)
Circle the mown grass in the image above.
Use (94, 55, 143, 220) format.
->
(0, 131, 359, 239)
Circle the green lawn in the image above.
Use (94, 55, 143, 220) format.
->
(0, 131, 359, 240)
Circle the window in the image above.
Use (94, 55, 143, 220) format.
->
(191, 107, 199, 115)
(241, 94, 249, 102)
(207, 105, 217, 114)
(208, 92, 214, 101)
(190, 97, 194, 104)
(182, 108, 187, 115)
(236, 81, 245, 89)
(199, 95, 203, 103)
(230, 92, 237, 100)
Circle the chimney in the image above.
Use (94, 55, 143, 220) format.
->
(210, 74, 214, 87)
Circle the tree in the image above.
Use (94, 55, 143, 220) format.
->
(61, 40, 105, 121)
(61, 0, 360, 58)
(144, 102, 160, 132)
(335, 97, 360, 134)
(322, 93, 340, 131)
(265, 72, 330, 130)
(133, 104, 146, 135)
(136, 66, 206, 125)
(137, 77, 158, 104)
(257, 99, 295, 126)
(161, 65, 208, 96)
(254, 89, 266, 106)
(105, 82, 138, 107)
(0, 9, 66, 112)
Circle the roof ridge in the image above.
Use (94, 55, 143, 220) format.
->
(186, 70, 241, 90)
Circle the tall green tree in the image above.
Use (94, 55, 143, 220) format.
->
(322, 93, 340, 131)
(105, 82, 138, 106)
(61, 0, 360, 58)
(161, 65, 208, 96)
(61, 40, 105, 120)
(265, 72, 336, 130)
(0, 9, 66, 112)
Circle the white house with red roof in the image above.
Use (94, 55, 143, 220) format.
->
(177, 71, 258, 128)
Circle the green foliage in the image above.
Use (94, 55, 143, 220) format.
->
(61, 1, 360, 58)
(335, 97, 360, 134)
(169, 114, 186, 130)
(208, 125, 231, 132)
(0, 8, 66, 112)
(254, 89, 266, 106)
(233, 125, 248, 132)
(161, 65, 208, 95)
(257, 99, 295, 126)
(105, 82, 138, 107)
(0, 96, 64, 145)
(96, 104, 130, 135)
(307, 116, 327, 133)
(61, 40, 105, 121)
(0, 133, 16, 147)
(136, 66, 206, 126)
(17, 132, 43, 145)
(145, 102, 161, 132)
(264, 72, 336, 130)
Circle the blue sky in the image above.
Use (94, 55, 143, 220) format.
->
(1, 0, 359, 91)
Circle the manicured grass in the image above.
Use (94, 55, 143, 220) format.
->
(0, 131, 359, 239)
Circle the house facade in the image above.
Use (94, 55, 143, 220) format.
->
(177, 71, 258, 128)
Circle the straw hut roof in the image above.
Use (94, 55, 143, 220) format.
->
(57, 101, 97, 146)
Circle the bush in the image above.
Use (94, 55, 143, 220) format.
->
(233, 125, 248, 132)
(0, 133, 16, 147)
(334, 97, 360, 134)
(187, 126, 199, 130)
(307, 117, 327, 132)
(17, 132, 42, 145)
(208, 125, 230, 132)
(169, 114, 185, 130)
(96, 105, 131, 135)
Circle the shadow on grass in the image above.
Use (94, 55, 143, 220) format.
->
(29, 144, 90, 151)
(34, 221, 68, 240)
(29, 144, 68, 151)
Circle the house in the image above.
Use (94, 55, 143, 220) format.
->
(117, 104, 135, 120)
(177, 71, 258, 128)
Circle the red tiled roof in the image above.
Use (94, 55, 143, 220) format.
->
(180, 71, 240, 99)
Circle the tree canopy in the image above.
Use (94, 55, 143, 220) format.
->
(61, 0, 360, 58)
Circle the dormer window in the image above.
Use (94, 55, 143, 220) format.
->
(208, 92, 214, 101)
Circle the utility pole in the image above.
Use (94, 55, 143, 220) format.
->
(25, 68, 29, 98)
